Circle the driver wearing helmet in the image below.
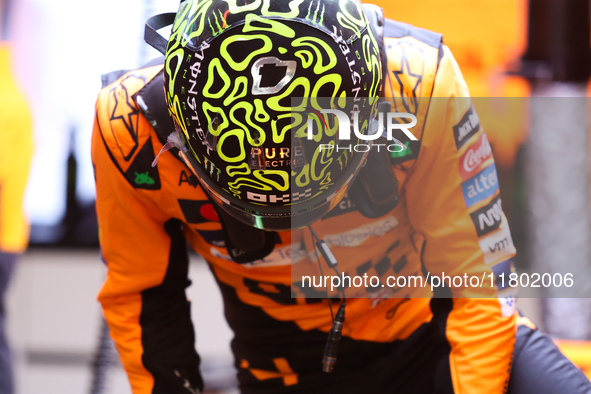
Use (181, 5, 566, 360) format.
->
(91, 0, 591, 393)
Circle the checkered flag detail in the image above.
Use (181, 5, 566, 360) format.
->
(291, 188, 313, 202)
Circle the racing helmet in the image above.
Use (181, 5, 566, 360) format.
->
(164, 0, 383, 231)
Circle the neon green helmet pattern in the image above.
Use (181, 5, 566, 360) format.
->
(164, 0, 382, 230)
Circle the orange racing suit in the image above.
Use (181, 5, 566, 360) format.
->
(92, 20, 520, 393)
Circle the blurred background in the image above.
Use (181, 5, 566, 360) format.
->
(2, 0, 591, 392)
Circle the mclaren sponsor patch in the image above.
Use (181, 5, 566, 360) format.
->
(461, 163, 499, 207)
(453, 105, 481, 149)
(324, 216, 399, 247)
(478, 225, 516, 265)
(470, 195, 503, 237)
(458, 132, 492, 180)
(178, 200, 220, 224)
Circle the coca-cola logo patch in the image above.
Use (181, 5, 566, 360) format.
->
(458, 133, 492, 181)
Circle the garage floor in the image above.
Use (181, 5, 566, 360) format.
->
(7, 249, 237, 394)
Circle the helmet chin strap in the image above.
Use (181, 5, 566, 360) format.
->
(214, 205, 278, 264)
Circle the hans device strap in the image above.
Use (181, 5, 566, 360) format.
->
(144, 13, 176, 55)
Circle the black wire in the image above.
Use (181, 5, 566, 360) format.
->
(308, 226, 349, 373)
(308, 225, 347, 319)
(312, 235, 335, 321)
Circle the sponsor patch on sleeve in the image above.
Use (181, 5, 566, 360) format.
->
(453, 105, 481, 149)
(461, 163, 499, 207)
(458, 133, 493, 180)
(470, 195, 503, 237)
(324, 216, 399, 247)
(177, 200, 220, 224)
(478, 225, 516, 264)
(122, 138, 161, 190)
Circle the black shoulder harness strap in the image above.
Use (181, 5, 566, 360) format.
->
(133, 61, 174, 147)
(144, 13, 176, 55)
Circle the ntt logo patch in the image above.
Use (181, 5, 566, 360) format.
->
(478, 225, 516, 265)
